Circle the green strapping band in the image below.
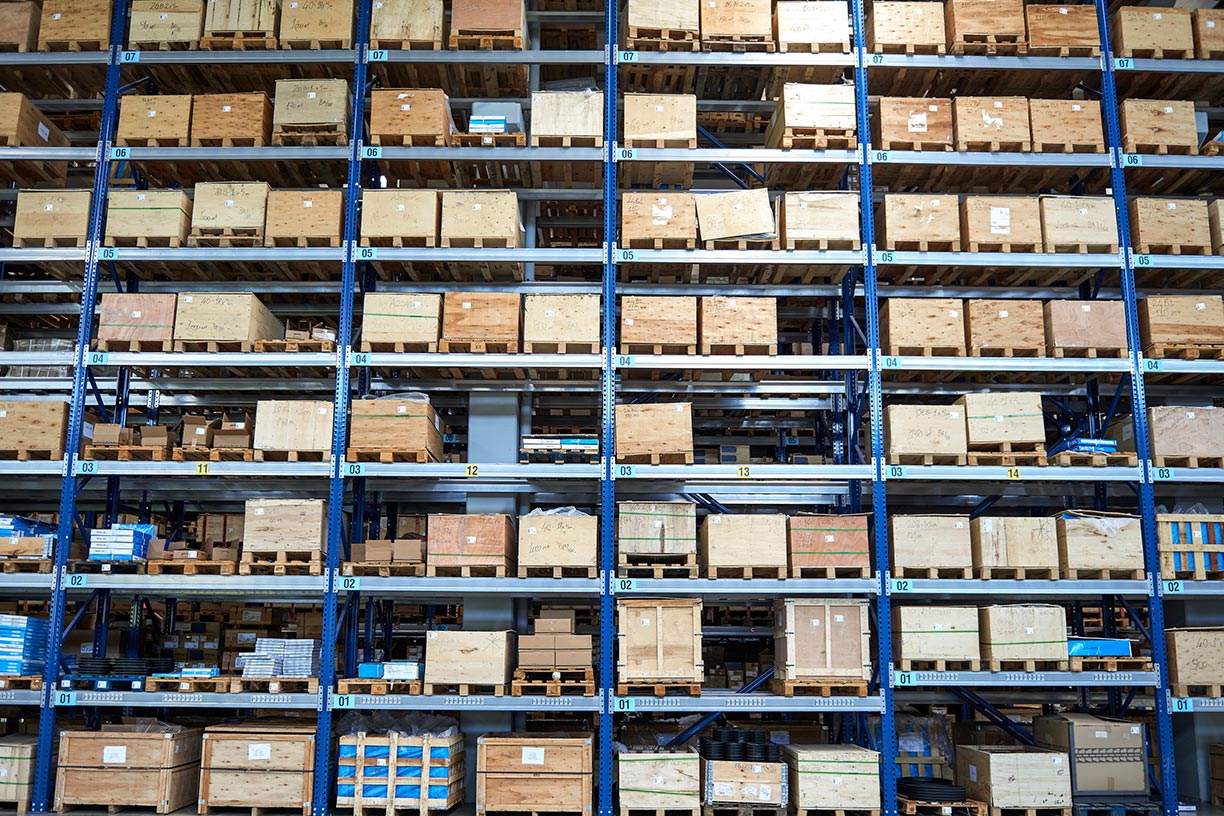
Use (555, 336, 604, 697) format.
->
(619, 789, 700, 797)
(792, 551, 868, 555)
(790, 527, 864, 532)
(620, 511, 693, 518)
(364, 313, 437, 319)
(99, 323, 173, 327)
(619, 756, 699, 762)
(619, 537, 697, 541)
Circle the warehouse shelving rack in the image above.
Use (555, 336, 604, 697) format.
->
(0, 0, 1221, 812)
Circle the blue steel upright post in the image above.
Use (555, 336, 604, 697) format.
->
(31, 0, 132, 809)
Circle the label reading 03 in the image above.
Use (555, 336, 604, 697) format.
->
(345, 462, 365, 478)
(74, 460, 98, 476)
(362, 146, 383, 160)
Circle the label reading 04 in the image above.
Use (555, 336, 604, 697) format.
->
(86, 351, 109, 366)
(1142, 358, 1163, 373)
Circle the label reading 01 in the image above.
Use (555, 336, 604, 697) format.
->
(54, 691, 77, 706)
(1172, 697, 1194, 713)
(333, 693, 356, 709)
(613, 697, 636, 712)
(894, 671, 915, 687)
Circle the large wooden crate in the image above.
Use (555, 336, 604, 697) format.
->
(0, 401, 69, 458)
(203, 0, 278, 43)
(104, 190, 192, 247)
(0, 3, 39, 52)
(337, 731, 463, 815)
(38, 0, 111, 50)
(361, 292, 441, 349)
(873, 97, 953, 150)
(12, 189, 91, 247)
(700, 0, 771, 45)
(449, 0, 526, 48)
(890, 515, 972, 575)
(952, 96, 1030, 151)
(703, 760, 786, 806)
(1148, 406, 1224, 461)
(955, 392, 1045, 447)
(98, 294, 177, 346)
(617, 500, 697, 557)
(348, 397, 443, 462)
(1139, 295, 1224, 349)
(1193, 8, 1224, 59)
(174, 292, 282, 345)
(1120, 99, 1199, 155)
(55, 727, 204, 814)
(960, 195, 1041, 252)
(865, 2, 945, 54)
(518, 513, 598, 571)
(252, 400, 333, 452)
(0, 93, 68, 149)
(773, 598, 870, 681)
(699, 514, 787, 572)
(878, 194, 960, 251)
(1025, 5, 1100, 55)
(279, 0, 353, 48)
(200, 723, 315, 816)
(244, 498, 326, 553)
(1113, 6, 1193, 58)
(786, 745, 879, 810)
(780, 191, 859, 250)
(1038, 195, 1118, 252)
(622, 192, 697, 249)
(698, 296, 777, 354)
(272, 79, 350, 144)
(369, 89, 455, 147)
(1129, 198, 1212, 255)
(189, 182, 270, 244)
(622, 93, 696, 145)
(617, 598, 702, 683)
(264, 189, 344, 247)
(1028, 98, 1105, 153)
(531, 91, 603, 146)
(1211, 200, 1224, 254)
(696, 188, 775, 244)
(966, 299, 1045, 356)
(958, 746, 1072, 808)
(190, 93, 273, 146)
(369, 0, 442, 48)
(0, 736, 37, 811)
(427, 630, 515, 687)
(129, 0, 203, 48)
(117, 94, 191, 146)
(360, 189, 439, 247)
(617, 750, 700, 810)
(620, 296, 697, 353)
(884, 405, 967, 461)
(880, 297, 965, 356)
(1055, 510, 1144, 576)
(476, 734, 592, 816)
(764, 83, 857, 149)
(440, 190, 520, 248)
(979, 605, 1068, 662)
(787, 513, 870, 575)
(945, 0, 1025, 54)
(971, 517, 1059, 576)
(1166, 628, 1224, 689)
(1044, 299, 1127, 355)
(615, 403, 693, 461)
(441, 292, 520, 346)
(624, 0, 699, 47)
(892, 606, 980, 664)
(775, 1, 849, 52)
(523, 294, 600, 351)
(427, 514, 515, 573)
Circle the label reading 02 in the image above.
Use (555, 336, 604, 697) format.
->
(615, 578, 636, 592)
(340, 576, 361, 591)
(1163, 579, 1184, 595)
(890, 578, 912, 593)
(65, 573, 87, 588)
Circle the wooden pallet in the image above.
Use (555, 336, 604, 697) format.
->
(425, 563, 509, 578)
(894, 565, 973, 579)
(254, 449, 331, 462)
(239, 550, 323, 576)
(1143, 343, 1224, 360)
(703, 237, 780, 251)
(336, 677, 422, 695)
(701, 35, 776, 53)
(615, 452, 694, 465)
(703, 565, 787, 579)
(519, 450, 600, 465)
(1158, 547, 1224, 580)
(279, 37, 352, 49)
(173, 340, 255, 353)
(964, 241, 1040, 253)
(69, 559, 146, 574)
(456, 132, 525, 147)
(521, 341, 599, 354)
(1043, 242, 1120, 253)
(421, 681, 507, 696)
(987, 808, 1071, 816)
(0, 675, 43, 690)
(265, 234, 343, 248)
(617, 553, 699, 579)
(986, 658, 1069, 672)
(702, 806, 784, 816)
(346, 448, 436, 463)
(143, 675, 231, 693)
(200, 31, 277, 49)
(358, 340, 438, 353)
(792, 810, 879, 816)
(438, 339, 519, 353)
(254, 339, 336, 353)
(784, 237, 860, 251)
(965, 442, 1048, 467)
(1060, 567, 1146, 580)
(625, 26, 699, 51)
(767, 678, 869, 697)
(95, 338, 173, 352)
(10, 236, 87, 248)
(788, 565, 871, 579)
(1171, 683, 1222, 697)
(368, 37, 442, 50)
(82, 445, 173, 461)
(1050, 346, 1128, 359)
(230, 676, 319, 694)
(969, 345, 1045, 358)
(341, 561, 426, 577)
(516, 565, 598, 579)
(616, 681, 701, 697)
(1120, 140, 1197, 156)
(619, 343, 697, 355)
(1154, 455, 1224, 469)
(974, 566, 1058, 580)
(102, 234, 186, 247)
(146, 560, 236, 575)
(1032, 139, 1106, 153)
(0, 560, 52, 574)
(771, 127, 855, 150)
(1069, 802, 1159, 816)
(898, 799, 986, 816)
(886, 454, 968, 466)
(896, 659, 981, 672)
(38, 38, 107, 51)
(949, 34, 1027, 55)
(957, 140, 1031, 153)
(1068, 656, 1153, 672)
(883, 345, 966, 357)
(448, 31, 524, 49)
(511, 667, 596, 697)
(188, 227, 263, 247)
(207, 448, 256, 462)
(1048, 451, 1138, 467)
(113, 136, 190, 147)
(1135, 242, 1212, 256)
(699, 344, 777, 356)
(0, 449, 63, 461)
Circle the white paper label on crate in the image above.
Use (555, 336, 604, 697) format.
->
(1187, 412, 1196, 419)
(1095, 731, 1108, 738)
(652, 203, 673, 223)
(640, 617, 651, 627)
(981, 519, 993, 531)
(1197, 302, 1207, 310)
(545, 309, 556, 318)
(913, 6, 921, 13)
(954, 522, 964, 528)
(1165, 106, 1173, 113)
(968, 765, 977, 782)
(43, 204, 53, 211)
(38, 123, 49, 141)
(907, 112, 928, 133)
(932, 624, 943, 631)
(0, 412, 5, 418)
(376, 758, 387, 766)
(1025, 627, 1034, 634)
(306, 91, 315, 98)
(520, 748, 545, 765)
(1072, 104, 1081, 111)
(713, 784, 734, 797)
(929, 105, 939, 112)
(711, 516, 721, 524)
(221, 105, 232, 112)
(824, 534, 835, 542)
(136, 193, 146, 201)
(993, 101, 1003, 108)
(1082, 304, 1091, 311)
(472, 204, 481, 211)
(303, 200, 313, 208)
(318, 407, 327, 414)
(809, 618, 820, 627)
(465, 536, 477, 545)
(995, 415, 1004, 422)
(990, 207, 1011, 234)
(248, 744, 271, 760)
(674, 405, 683, 411)
(1052, 756, 1062, 764)
(834, 614, 844, 622)
(950, 411, 960, 419)
(255, 508, 264, 515)
(428, 631, 438, 639)
(655, 105, 664, 112)
(225, 200, 234, 207)
(749, 765, 762, 774)
(1131, 726, 1141, 734)
(623, 317, 634, 325)
(654, 775, 665, 785)
(234, 422, 245, 429)
(897, 735, 923, 754)
(652, 520, 663, 528)
(51, 13, 60, 19)
(0, 768, 9, 777)
(132, 311, 142, 318)
(401, 104, 411, 111)
(1059, 6, 1067, 12)
(1153, 12, 1161, 18)
(102, 746, 127, 764)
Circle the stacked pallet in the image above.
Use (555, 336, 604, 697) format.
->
(515, 610, 594, 696)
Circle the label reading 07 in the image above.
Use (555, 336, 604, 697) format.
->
(120, 50, 140, 63)
(618, 50, 639, 62)
(367, 49, 388, 61)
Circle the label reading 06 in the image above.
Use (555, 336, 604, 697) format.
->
(109, 147, 130, 161)
(362, 146, 383, 160)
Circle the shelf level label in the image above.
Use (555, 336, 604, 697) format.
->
(367, 49, 388, 61)
(65, 573, 87, 588)
(613, 697, 636, 712)
(333, 693, 356, 709)
(109, 147, 130, 160)
(53, 691, 77, 706)
(1114, 57, 1134, 70)
(1122, 153, 1143, 167)
(894, 671, 915, 687)
(339, 576, 361, 591)
(120, 50, 140, 63)
(885, 464, 907, 479)
(615, 578, 636, 592)
(362, 145, 382, 160)
(618, 50, 638, 62)
(74, 460, 98, 476)
(344, 463, 365, 478)
(86, 352, 109, 366)
(615, 464, 636, 478)
(1162, 579, 1184, 595)
(1172, 697, 1193, 712)
(1142, 358, 1163, 373)
(1152, 467, 1175, 481)
(890, 578, 912, 593)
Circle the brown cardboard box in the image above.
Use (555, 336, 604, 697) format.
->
(181, 415, 219, 447)
(536, 617, 574, 634)
(391, 540, 422, 563)
(364, 540, 393, 562)
(93, 425, 136, 446)
(140, 426, 176, 448)
(1033, 714, 1146, 796)
(213, 411, 254, 449)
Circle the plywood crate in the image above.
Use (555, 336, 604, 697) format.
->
(244, 498, 326, 553)
(38, 0, 111, 50)
(97, 293, 177, 348)
(774, 1, 849, 52)
(696, 188, 775, 244)
(518, 513, 597, 571)
(617, 749, 700, 810)
(1113, 6, 1192, 58)
(971, 517, 1059, 577)
(880, 297, 965, 355)
(945, 0, 1025, 54)
(104, 190, 192, 247)
(252, 400, 334, 452)
(958, 746, 1071, 809)
(189, 182, 270, 244)
(264, 189, 344, 247)
(787, 513, 869, 575)
(441, 292, 520, 348)
(1028, 98, 1104, 153)
(1139, 294, 1224, 350)
(200, 723, 315, 815)
(699, 514, 787, 573)
(764, 83, 857, 149)
(476, 734, 591, 816)
(1148, 406, 1224, 461)
(617, 500, 697, 557)
(617, 598, 703, 684)
(359, 189, 438, 248)
(1129, 197, 1212, 255)
(785, 745, 879, 810)
(427, 514, 515, 573)
(1214, 745, 1224, 808)
(873, 96, 952, 150)
(773, 598, 871, 682)
(1055, 510, 1144, 577)
(116, 94, 192, 146)
(12, 189, 90, 247)
(1166, 628, 1224, 691)
(361, 292, 441, 350)
(0, 3, 40, 52)
(959, 195, 1041, 252)
(779, 192, 859, 251)
(1025, 5, 1100, 56)
(620, 296, 697, 353)
(615, 402, 693, 462)
(865, 1, 945, 54)
(698, 296, 777, 354)
(0, 401, 69, 457)
(1038, 195, 1118, 252)
(1044, 299, 1127, 355)
(966, 299, 1045, 356)
(272, 79, 350, 144)
(1211, 200, 1224, 254)
(890, 515, 972, 575)
(979, 605, 1068, 663)
(952, 96, 1030, 151)
(337, 731, 463, 815)
(440, 190, 520, 248)
(369, 89, 455, 147)
(622, 192, 697, 250)
(203, 0, 278, 43)
(530, 91, 603, 147)
(623, 93, 697, 145)
(426, 630, 515, 688)
(174, 292, 282, 345)
(0, 735, 37, 810)
(449, 0, 526, 48)
(1193, 8, 1224, 59)
(1120, 99, 1198, 155)
(128, 0, 204, 48)
(523, 294, 600, 351)
(624, 0, 699, 46)
(189, 93, 273, 147)
(955, 392, 1045, 448)
(878, 194, 960, 251)
(369, 0, 442, 48)
(279, 0, 353, 47)
(0, 93, 68, 149)
(703, 760, 786, 806)
(700, 0, 770, 46)
(55, 727, 204, 814)
(348, 397, 443, 461)
(892, 606, 980, 665)
(884, 405, 967, 462)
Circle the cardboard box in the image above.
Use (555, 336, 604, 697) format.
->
(971, 517, 1058, 573)
(347, 397, 442, 460)
(1165, 627, 1224, 688)
(785, 745, 878, 810)
(1033, 714, 1146, 797)
(617, 598, 703, 683)
(425, 630, 515, 686)
(181, 416, 220, 448)
(966, 299, 1045, 355)
(243, 499, 326, 553)
(958, 746, 1071, 808)
(616, 403, 693, 459)
(884, 404, 967, 458)
(773, 598, 871, 681)
(1055, 511, 1144, 575)
(956, 392, 1045, 446)
(979, 605, 1068, 662)
(890, 515, 972, 571)
(92, 425, 136, 446)
(881, 297, 965, 354)
(213, 411, 254, 449)
(699, 514, 787, 569)
(892, 606, 980, 663)
(518, 513, 597, 569)
(253, 400, 333, 452)
(1044, 299, 1128, 353)
(617, 501, 697, 557)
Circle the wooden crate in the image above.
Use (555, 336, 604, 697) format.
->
(622, 192, 696, 250)
(361, 292, 441, 348)
(958, 746, 1072, 808)
(252, 400, 334, 452)
(955, 392, 1045, 447)
(787, 513, 870, 573)
(0, 3, 39, 52)
(1129, 197, 1212, 255)
(272, 79, 350, 144)
(427, 514, 514, 572)
(1166, 628, 1224, 688)
(264, 189, 344, 247)
(865, 1, 945, 54)
(699, 514, 787, 571)
(698, 296, 777, 354)
(878, 194, 960, 251)
(530, 91, 603, 146)
(775, 1, 850, 52)
(1031, 715, 1146, 798)
(98, 294, 177, 345)
(1044, 299, 1127, 355)
(38, 0, 111, 50)
(1028, 98, 1104, 154)
(1212, 200, 1224, 254)
(773, 598, 871, 681)
(116, 94, 191, 146)
(129, 0, 203, 47)
(441, 292, 520, 344)
(617, 598, 703, 683)
(1148, 406, 1224, 460)
(966, 299, 1045, 356)
(104, 190, 192, 247)
(0, 735, 37, 811)
(370, 0, 442, 48)
(369, 89, 455, 147)
(764, 83, 857, 149)
(1157, 513, 1224, 580)
(892, 606, 980, 663)
(945, 0, 1025, 54)
(519, 513, 598, 569)
(979, 605, 1068, 662)
(189, 93, 272, 146)
(1139, 295, 1224, 349)
(200, 723, 315, 816)
(786, 745, 879, 810)
(890, 515, 972, 573)
(625, 0, 699, 46)
(440, 190, 521, 248)
(696, 188, 775, 243)
(337, 731, 463, 815)
(779, 192, 859, 251)
(880, 297, 965, 355)
(620, 296, 697, 352)
(873, 97, 953, 150)
(1193, 8, 1224, 59)
(622, 93, 696, 145)
(449, 0, 526, 48)
(244, 498, 326, 553)
(55, 727, 204, 814)
(971, 517, 1059, 575)
(426, 630, 515, 687)
(617, 750, 700, 810)
(203, 0, 277, 43)
(360, 189, 438, 247)
(615, 402, 693, 461)
(477, 734, 592, 815)
(0, 93, 68, 148)
(701, 0, 771, 45)
(1038, 195, 1118, 252)
(1113, 6, 1193, 59)
(952, 96, 1030, 151)
(617, 500, 697, 557)
(1025, 5, 1100, 55)
(279, 0, 353, 47)
(12, 189, 90, 247)
(174, 292, 282, 344)
(0, 401, 69, 457)
(190, 182, 270, 243)
(702, 760, 786, 806)
(884, 404, 967, 461)
(1120, 99, 1198, 155)
(348, 397, 443, 461)
(1055, 510, 1144, 575)
(523, 294, 601, 349)
(960, 195, 1041, 252)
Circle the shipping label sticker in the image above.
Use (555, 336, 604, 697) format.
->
(249, 744, 271, 760)
(102, 746, 127, 764)
(989, 206, 1011, 234)
(907, 112, 928, 133)
(521, 747, 545, 765)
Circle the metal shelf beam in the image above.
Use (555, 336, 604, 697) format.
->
(891, 669, 1158, 687)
